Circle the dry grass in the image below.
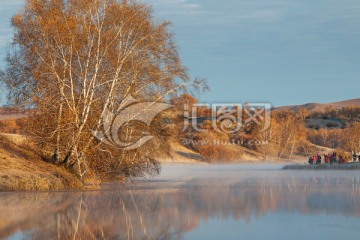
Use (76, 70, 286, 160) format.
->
(158, 139, 207, 164)
(197, 144, 259, 163)
(0, 134, 82, 191)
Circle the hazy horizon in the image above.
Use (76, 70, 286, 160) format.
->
(1, 0, 360, 107)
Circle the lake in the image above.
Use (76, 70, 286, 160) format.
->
(1, 164, 360, 240)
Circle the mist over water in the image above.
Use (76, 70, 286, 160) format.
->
(1, 164, 360, 240)
(155, 164, 285, 180)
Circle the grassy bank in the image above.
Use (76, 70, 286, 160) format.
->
(0, 134, 82, 191)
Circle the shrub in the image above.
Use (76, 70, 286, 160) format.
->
(326, 122, 339, 128)
(197, 145, 238, 163)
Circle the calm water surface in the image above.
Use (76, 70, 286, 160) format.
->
(1, 164, 360, 240)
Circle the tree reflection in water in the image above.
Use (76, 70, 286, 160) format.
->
(1, 171, 360, 240)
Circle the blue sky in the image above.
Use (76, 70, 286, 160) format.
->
(1, 0, 360, 107)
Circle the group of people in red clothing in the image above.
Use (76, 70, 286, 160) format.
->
(308, 152, 346, 165)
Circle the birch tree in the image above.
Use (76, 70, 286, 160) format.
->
(0, 0, 205, 180)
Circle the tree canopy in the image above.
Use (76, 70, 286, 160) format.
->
(0, 0, 206, 181)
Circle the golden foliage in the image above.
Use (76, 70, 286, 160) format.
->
(0, 0, 206, 181)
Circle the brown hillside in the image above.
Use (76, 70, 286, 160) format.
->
(276, 98, 360, 112)
(0, 134, 82, 191)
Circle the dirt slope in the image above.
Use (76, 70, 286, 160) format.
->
(0, 134, 82, 191)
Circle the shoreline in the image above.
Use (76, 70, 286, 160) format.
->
(283, 162, 360, 170)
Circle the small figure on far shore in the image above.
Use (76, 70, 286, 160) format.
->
(353, 152, 358, 162)
(331, 152, 338, 164)
(339, 155, 345, 164)
(326, 154, 331, 164)
(316, 155, 322, 165)
(308, 156, 314, 165)
(330, 154, 335, 164)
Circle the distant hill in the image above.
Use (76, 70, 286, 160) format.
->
(275, 98, 360, 112)
(0, 107, 31, 120)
